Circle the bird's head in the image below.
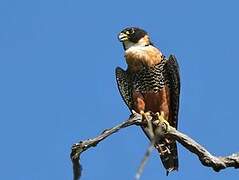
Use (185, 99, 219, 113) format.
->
(118, 27, 153, 50)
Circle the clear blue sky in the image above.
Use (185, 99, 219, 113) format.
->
(0, 0, 239, 179)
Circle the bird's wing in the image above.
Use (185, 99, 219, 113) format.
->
(156, 55, 180, 174)
(165, 55, 180, 129)
(115, 67, 133, 110)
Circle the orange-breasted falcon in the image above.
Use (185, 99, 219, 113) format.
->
(115, 27, 180, 174)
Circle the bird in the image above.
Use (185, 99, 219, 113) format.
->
(115, 27, 180, 174)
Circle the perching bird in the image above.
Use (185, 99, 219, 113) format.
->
(115, 27, 180, 174)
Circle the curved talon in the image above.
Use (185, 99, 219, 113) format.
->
(162, 121, 170, 132)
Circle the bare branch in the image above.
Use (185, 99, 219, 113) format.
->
(135, 143, 154, 180)
(70, 113, 239, 180)
(166, 126, 239, 172)
(70, 113, 142, 180)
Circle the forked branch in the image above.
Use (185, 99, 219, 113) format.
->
(70, 113, 239, 180)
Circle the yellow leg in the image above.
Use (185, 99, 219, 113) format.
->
(154, 112, 170, 130)
(140, 110, 151, 120)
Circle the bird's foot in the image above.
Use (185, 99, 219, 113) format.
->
(153, 112, 170, 131)
(130, 110, 152, 126)
(140, 110, 151, 120)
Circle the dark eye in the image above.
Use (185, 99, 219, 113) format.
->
(125, 28, 134, 35)
(129, 28, 134, 34)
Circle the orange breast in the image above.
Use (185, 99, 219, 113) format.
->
(125, 45, 163, 72)
(132, 86, 171, 121)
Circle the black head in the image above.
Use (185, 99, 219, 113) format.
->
(118, 27, 148, 43)
(118, 27, 153, 50)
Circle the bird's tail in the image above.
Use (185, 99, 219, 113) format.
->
(155, 139, 178, 175)
(140, 112, 179, 175)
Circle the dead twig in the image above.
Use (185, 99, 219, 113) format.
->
(135, 142, 154, 180)
(70, 113, 142, 180)
(166, 126, 239, 172)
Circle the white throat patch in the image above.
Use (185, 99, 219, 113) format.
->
(122, 35, 150, 50)
(123, 41, 138, 50)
